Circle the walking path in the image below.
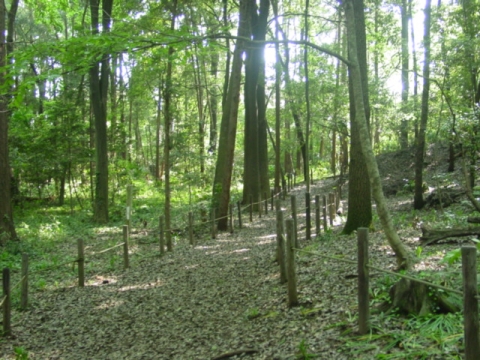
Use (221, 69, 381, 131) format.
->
(2, 182, 367, 359)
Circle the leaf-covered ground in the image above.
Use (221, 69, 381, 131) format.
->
(0, 144, 472, 359)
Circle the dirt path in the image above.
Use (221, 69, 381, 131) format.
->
(1, 183, 380, 360)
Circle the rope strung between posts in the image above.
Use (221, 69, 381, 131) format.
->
(10, 275, 27, 292)
(0, 295, 6, 308)
(89, 242, 125, 256)
(159, 190, 284, 232)
(293, 248, 463, 297)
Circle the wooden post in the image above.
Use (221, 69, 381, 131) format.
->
(159, 216, 165, 255)
(237, 201, 242, 229)
(276, 210, 287, 284)
(249, 194, 253, 222)
(264, 192, 268, 215)
(20, 254, 28, 310)
(188, 211, 194, 245)
(2, 268, 11, 336)
(290, 195, 298, 248)
(357, 228, 370, 335)
(77, 239, 85, 287)
(123, 225, 130, 270)
(271, 188, 274, 211)
(285, 219, 298, 307)
(323, 195, 328, 231)
(211, 208, 216, 239)
(305, 192, 311, 240)
(229, 203, 234, 234)
(126, 184, 133, 229)
(328, 193, 335, 226)
(315, 195, 320, 236)
(258, 193, 262, 218)
(462, 245, 480, 359)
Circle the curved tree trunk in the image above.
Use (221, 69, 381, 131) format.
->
(345, 0, 413, 270)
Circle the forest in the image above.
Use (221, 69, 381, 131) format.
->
(0, 0, 479, 358)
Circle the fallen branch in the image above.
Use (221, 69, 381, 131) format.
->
(420, 225, 480, 245)
(212, 348, 259, 360)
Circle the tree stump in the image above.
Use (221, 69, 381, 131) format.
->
(384, 278, 461, 316)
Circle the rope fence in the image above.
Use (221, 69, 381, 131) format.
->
(273, 216, 479, 359)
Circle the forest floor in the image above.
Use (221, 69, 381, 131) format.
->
(0, 143, 473, 359)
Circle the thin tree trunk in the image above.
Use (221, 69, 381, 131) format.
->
(303, 0, 311, 191)
(400, 0, 409, 149)
(413, 0, 431, 210)
(164, 0, 178, 250)
(345, 0, 412, 270)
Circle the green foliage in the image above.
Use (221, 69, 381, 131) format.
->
(297, 339, 315, 360)
(14, 347, 29, 360)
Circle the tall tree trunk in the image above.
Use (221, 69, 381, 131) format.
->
(345, 0, 412, 270)
(273, 0, 282, 194)
(242, 0, 270, 207)
(303, 0, 311, 190)
(0, 0, 19, 242)
(164, 0, 178, 251)
(342, 0, 372, 235)
(213, 0, 248, 231)
(89, 0, 113, 223)
(413, 0, 432, 210)
(399, 0, 409, 149)
(192, 49, 206, 174)
(155, 82, 162, 180)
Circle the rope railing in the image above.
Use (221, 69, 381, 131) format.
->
(293, 247, 463, 297)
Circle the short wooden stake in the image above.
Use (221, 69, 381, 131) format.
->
(159, 216, 165, 255)
(20, 254, 28, 310)
(229, 203, 234, 234)
(249, 194, 253, 222)
(275, 199, 281, 212)
(462, 245, 480, 359)
(285, 219, 298, 307)
(188, 212, 194, 245)
(315, 195, 320, 236)
(123, 225, 130, 270)
(276, 210, 287, 284)
(305, 192, 311, 240)
(258, 193, 262, 218)
(77, 239, 85, 287)
(290, 195, 298, 248)
(237, 201, 242, 229)
(357, 228, 370, 335)
(2, 268, 11, 336)
(263, 192, 268, 215)
(323, 195, 328, 231)
(328, 193, 335, 226)
(270, 188, 274, 211)
(126, 184, 133, 229)
(211, 208, 216, 239)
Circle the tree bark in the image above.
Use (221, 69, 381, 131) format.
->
(242, 0, 270, 207)
(213, 0, 248, 231)
(399, 0, 409, 149)
(0, 0, 19, 242)
(342, 0, 372, 235)
(89, 0, 113, 223)
(413, 0, 431, 210)
(345, 0, 413, 270)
